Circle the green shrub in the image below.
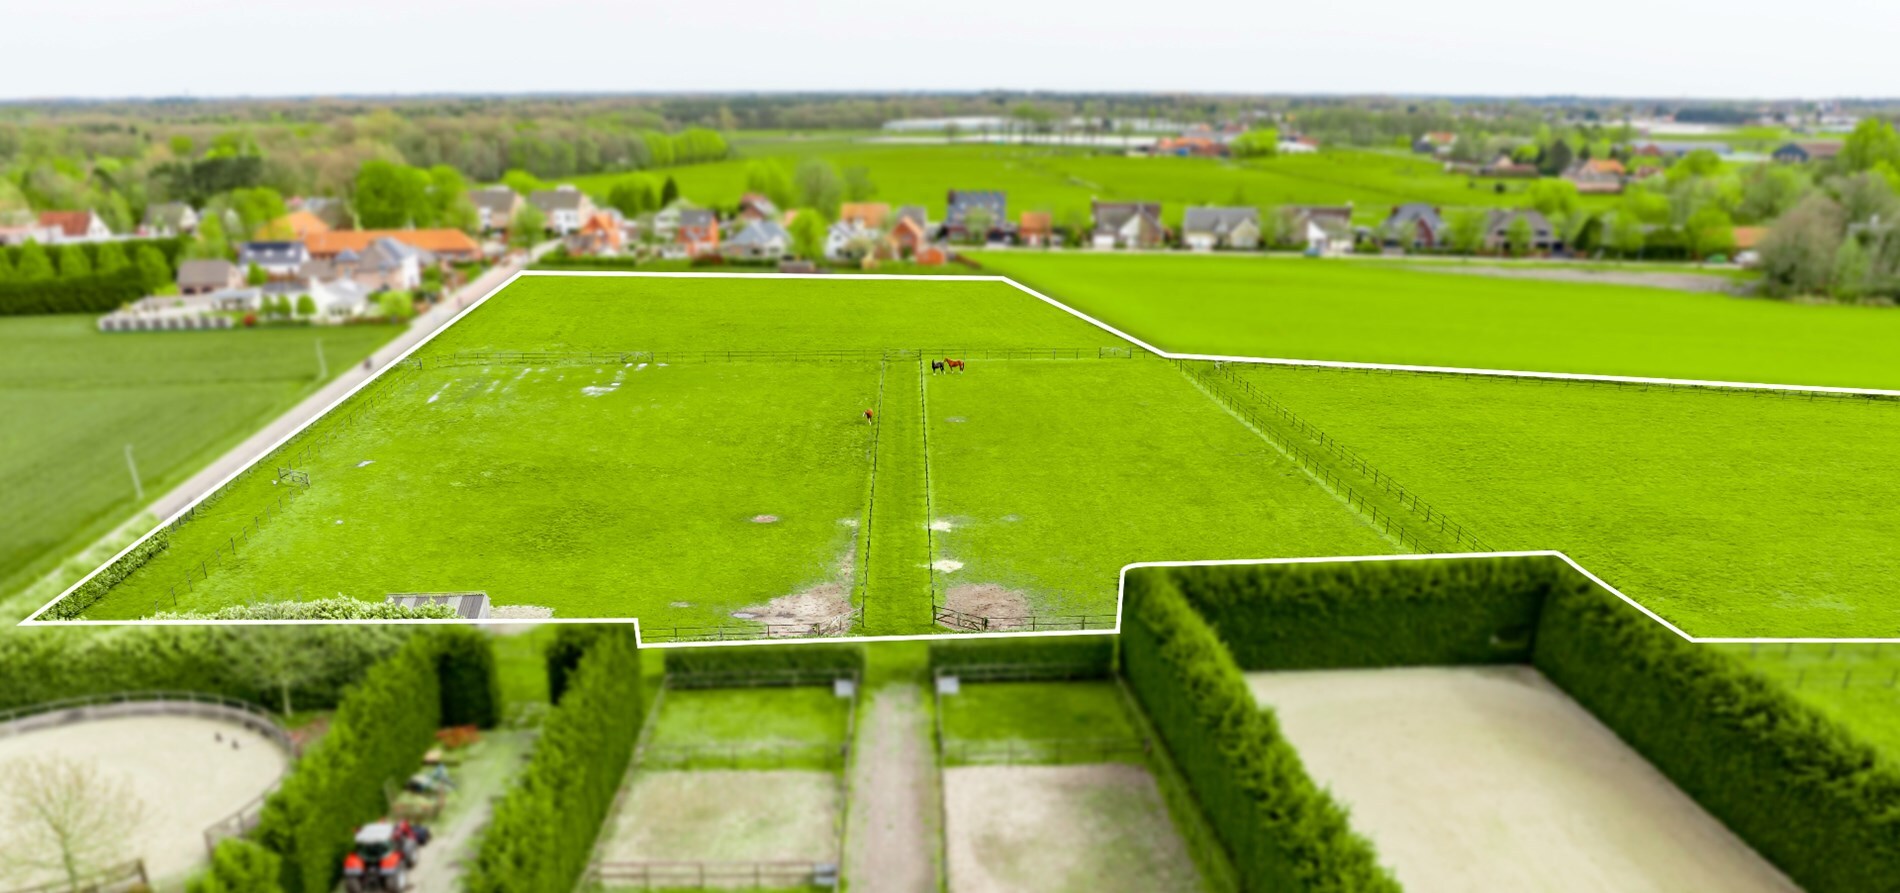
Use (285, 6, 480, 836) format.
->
(927, 634, 1116, 676)
(432, 626, 502, 729)
(544, 625, 611, 705)
(1535, 579, 1900, 893)
(0, 238, 185, 315)
(253, 636, 443, 893)
(1160, 557, 1555, 670)
(1122, 570, 1398, 893)
(664, 642, 864, 678)
(467, 628, 644, 893)
(187, 838, 283, 893)
(149, 598, 458, 621)
(41, 530, 171, 621)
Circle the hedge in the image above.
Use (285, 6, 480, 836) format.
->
(927, 634, 1116, 676)
(187, 838, 283, 893)
(1534, 578, 1900, 893)
(1158, 557, 1553, 670)
(664, 642, 865, 678)
(467, 627, 645, 893)
(433, 626, 503, 729)
(39, 530, 171, 621)
(149, 598, 459, 621)
(545, 625, 611, 705)
(254, 635, 444, 893)
(1122, 570, 1399, 893)
(0, 238, 186, 316)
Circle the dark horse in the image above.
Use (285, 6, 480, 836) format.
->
(930, 360, 946, 374)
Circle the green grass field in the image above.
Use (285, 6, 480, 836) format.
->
(1233, 365, 1900, 637)
(1718, 644, 1900, 761)
(938, 681, 1138, 743)
(552, 142, 1603, 226)
(649, 688, 851, 748)
(974, 252, 1900, 390)
(64, 275, 1392, 632)
(0, 316, 400, 601)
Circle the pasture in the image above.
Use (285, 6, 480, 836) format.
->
(1720, 643, 1900, 761)
(0, 317, 398, 602)
(975, 251, 1900, 390)
(1244, 666, 1797, 892)
(1233, 364, 1900, 637)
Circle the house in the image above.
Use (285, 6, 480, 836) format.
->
(1772, 142, 1843, 164)
(236, 241, 311, 279)
(887, 215, 929, 258)
(1483, 209, 1560, 254)
(141, 202, 199, 237)
(469, 187, 524, 232)
(528, 186, 596, 235)
(737, 194, 781, 224)
(1564, 159, 1627, 195)
(724, 220, 791, 260)
(1383, 204, 1449, 251)
(1091, 201, 1166, 250)
(304, 229, 481, 263)
(1181, 207, 1260, 251)
(944, 191, 1008, 242)
(305, 278, 375, 320)
(176, 259, 242, 295)
(838, 203, 891, 233)
(1018, 211, 1054, 247)
(1731, 226, 1766, 252)
(1634, 141, 1730, 158)
(1280, 206, 1354, 256)
(676, 209, 720, 257)
(1277, 136, 1320, 155)
(1153, 136, 1225, 157)
(38, 210, 111, 243)
(260, 210, 331, 241)
(1479, 155, 1540, 178)
(564, 213, 626, 257)
(0, 222, 58, 245)
(1413, 132, 1458, 155)
(299, 238, 424, 291)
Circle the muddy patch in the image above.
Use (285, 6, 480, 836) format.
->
(734, 583, 853, 631)
(941, 584, 1031, 622)
(931, 559, 964, 573)
(751, 514, 780, 524)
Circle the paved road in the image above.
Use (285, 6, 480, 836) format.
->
(148, 247, 546, 521)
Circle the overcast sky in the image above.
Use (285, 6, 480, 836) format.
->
(5, 0, 1896, 101)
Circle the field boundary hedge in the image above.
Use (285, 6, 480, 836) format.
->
(663, 642, 865, 687)
(927, 635, 1116, 679)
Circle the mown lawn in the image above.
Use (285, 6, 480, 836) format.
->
(974, 251, 1900, 390)
(925, 360, 1395, 619)
(938, 681, 1137, 743)
(0, 316, 399, 600)
(1237, 364, 1900, 638)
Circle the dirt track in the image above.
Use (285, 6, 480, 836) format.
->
(942, 764, 1197, 893)
(844, 685, 938, 892)
(1245, 666, 1799, 893)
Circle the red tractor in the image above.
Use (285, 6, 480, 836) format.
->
(342, 820, 430, 892)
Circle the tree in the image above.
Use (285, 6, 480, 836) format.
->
(500, 169, 544, 197)
(793, 159, 843, 217)
(134, 244, 172, 291)
(246, 263, 268, 286)
(426, 166, 480, 232)
(1504, 215, 1534, 257)
(231, 631, 321, 714)
(842, 167, 876, 202)
(1608, 212, 1647, 258)
(1446, 209, 1489, 255)
(660, 176, 679, 207)
(55, 244, 92, 278)
(1230, 128, 1280, 159)
(1666, 149, 1724, 184)
(353, 160, 431, 228)
(191, 212, 231, 261)
(1255, 206, 1287, 248)
(1830, 171, 1900, 226)
(1841, 118, 1900, 173)
(787, 208, 829, 261)
(743, 162, 795, 210)
(218, 186, 288, 239)
(1832, 237, 1871, 301)
(1683, 205, 1736, 259)
(296, 294, 316, 317)
(0, 252, 12, 282)
(0, 756, 147, 889)
(378, 291, 416, 320)
(607, 175, 662, 217)
(15, 242, 54, 281)
(1758, 193, 1844, 297)
(186, 839, 283, 893)
(1526, 179, 1582, 218)
(94, 241, 129, 276)
(1540, 138, 1574, 176)
(1737, 164, 1811, 223)
(508, 203, 546, 247)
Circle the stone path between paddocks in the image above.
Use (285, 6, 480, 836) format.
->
(845, 683, 939, 893)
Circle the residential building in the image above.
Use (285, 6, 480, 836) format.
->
(676, 209, 720, 257)
(1483, 209, 1560, 254)
(888, 215, 929, 257)
(528, 185, 596, 234)
(305, 278, 375, 320)
(1479, 155, 1540, 178)
(1772, 142, 1843, 164)
(300, 238, 424, 291)
(737, 193, 781, 224)
(896, 205, 929, 232)
(944, 190, 1008, 242)
(1564, 159, 1627, 195)
(236, 241, 312, 279)
(1091, 201, 1166, 250)
(141, 202, 199, 237)
(305, 229, 481, 263)
(38, 210, 111, 243)
(176, 259, 242, 295)
(257, 210, 332, 240)
(0, 222, 57, 245)
(469, 187, 524, 232)
(1277, 136, 1320, 155)
(564, 213, 626, 257)
(1634, 141, 1731, 158)
(724, 219, 791, 260)
(1181, 207, 1260, 251)
(1018, 211, 1054, 247)
(838, 202, 891, 233)
(1282, 206, 1355, 254)
(1383, 204, 1449, 251)
(1153, 136, 1225, 157)
(1413, 132, 1458, 155)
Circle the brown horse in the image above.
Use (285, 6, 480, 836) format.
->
(945, 358, 966, 372)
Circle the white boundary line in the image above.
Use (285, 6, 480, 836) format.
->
(24, 271, 1898, 644)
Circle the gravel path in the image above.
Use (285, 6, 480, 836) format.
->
(845, 684, 939, 893)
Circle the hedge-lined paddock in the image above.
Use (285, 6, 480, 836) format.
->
(0, 238, 187, 315)
(663, 641, 866, 679)
(927, 634, 1117, 677)
(1154, 557, 1557, 670)
(1122, 571, 1400, 892)
(468, 628, 645, 893)
(1535, 579, 1900, 893)
(254, 636, 445, 893)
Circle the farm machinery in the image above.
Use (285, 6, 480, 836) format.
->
(342, 819, 431, 892)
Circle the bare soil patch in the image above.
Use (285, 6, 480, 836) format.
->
(601, 769, 839, 863)
(0, 715, 289, 887)
(942, 584, 1030, 620)
(942, 764, 1198, 893)
(1245, 666, 1799, 893)
(732, 583, 851, 627)
(845, 685, 939, 893)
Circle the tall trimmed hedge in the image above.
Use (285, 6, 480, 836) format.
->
(664, 642, 865, 677)
(467, 627, 645, 893)
(545, 625, 611, 705)
(928, 634, 1116, 675)
(1535, 579, 1900, 893)
(253, 636, 444, 893)
(1122, 571, 1399, 892)
(433, 626, 502, 728)
(0, 238, 185, 315)
(1161, 557, 1554, 670)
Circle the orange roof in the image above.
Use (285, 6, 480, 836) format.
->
(839, 203, 890, 229)
(1582, 158, 1626, 176)
(265, 211, 331, 240)
(1019, 211, 1052, 235)
(305, 229, 480, 257)
(1731, 227, 1766, 250)
(38, 210, 96, 237)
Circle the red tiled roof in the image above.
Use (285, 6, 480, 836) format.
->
(38, 211, 95, 238)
